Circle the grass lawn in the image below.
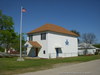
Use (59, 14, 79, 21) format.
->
(0, 55, 100, 75)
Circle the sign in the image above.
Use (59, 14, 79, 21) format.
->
(65, 39, 69, 45)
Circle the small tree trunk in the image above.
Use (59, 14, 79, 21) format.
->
(84, 49, 88, 55)
(5, 48, 7, 53)
(6, 44, 10, 53)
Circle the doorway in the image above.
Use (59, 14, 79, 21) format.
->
(35, 48, 39, 57)
(55, 48, 62, 57)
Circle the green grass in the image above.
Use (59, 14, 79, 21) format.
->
(0, 55, 100, 75)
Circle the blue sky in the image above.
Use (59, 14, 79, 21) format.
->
(0, 0, 100, 43)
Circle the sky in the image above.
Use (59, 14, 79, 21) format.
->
(0, 0, 100, 43)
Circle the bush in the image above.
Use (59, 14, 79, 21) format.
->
(95, 52, 99, 55)
(0, 47, 4, 52)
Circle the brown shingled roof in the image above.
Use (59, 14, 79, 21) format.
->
(28, 41, 41, 48)
(28, 24, 78, 36)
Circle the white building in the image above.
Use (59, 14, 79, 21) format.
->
(25, 24, 79, 58)
(78, 43, 98, 55)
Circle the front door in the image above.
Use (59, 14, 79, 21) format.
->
(56, 48, 59, 57)
(35, 48, 38, 57)
(56, 48, 62, 57)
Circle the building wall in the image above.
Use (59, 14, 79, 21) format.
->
(26, 31, 78, 58)
(47, 31, 78, 58)
(78, 49, 96, 55)
(24, 41, 32, 55)
(27, 32, 49, 58)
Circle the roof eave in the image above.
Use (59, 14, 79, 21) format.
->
(27, 30, 79, 37)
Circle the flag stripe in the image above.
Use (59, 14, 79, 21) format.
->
(22, 8, 26, 12)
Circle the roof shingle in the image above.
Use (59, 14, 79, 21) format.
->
(28, 41, 41, 48)
(28, 24, 78, 36)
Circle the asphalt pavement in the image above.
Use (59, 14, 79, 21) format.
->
(18, 59, 100, 75)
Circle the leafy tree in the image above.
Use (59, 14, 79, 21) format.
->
(71, 30, 80, 36)
(11, 33, 25, 52)
(0, 46, 4, 52)
(0, 10, 16, 52)
(71, 30, 80, 43)
(93, 44, 100, 48)
(0, 10, 13, 30)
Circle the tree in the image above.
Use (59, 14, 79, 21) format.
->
(82, 33, 96, 44)
(11, 33, 26, 52)
(0, 10, 16, 52)
(0, 10, 14, 30)
(71, 30, 80, 43)
(93, 44, 100, 48)
(71, 30, 80, 36)
(81, 33, 96, 55)
(0, 46, 4, 52)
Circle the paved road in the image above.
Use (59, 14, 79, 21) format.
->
(18, 59, 100, 75)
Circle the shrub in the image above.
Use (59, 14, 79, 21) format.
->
(0, 47, 4, 52)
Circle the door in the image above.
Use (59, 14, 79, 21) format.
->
(35, 48, 38, 57)
(56, 48, 59, 57)
(56, 48, 62, 57)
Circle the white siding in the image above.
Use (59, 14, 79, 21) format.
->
(28, 32, 49, 58)
(26, 31, 78, 58)
(78, 49, 96, 55)
(24, 41, 32, 55)
(48, 31, 78, 58)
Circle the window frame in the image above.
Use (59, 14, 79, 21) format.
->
(29, 35, 33, 41)
(56, 48, 62, 53)
(41, 33, 46, 40)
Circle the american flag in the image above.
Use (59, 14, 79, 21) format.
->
(22, 8, 26, 12)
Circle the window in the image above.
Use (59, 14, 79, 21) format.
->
(56, 48, 62, 53)
(29, 35, 33, 41)
(43, 50, 45, 54)
(41, 33, 46, 40)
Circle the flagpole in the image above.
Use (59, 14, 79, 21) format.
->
(17, 6, 24, 61)
(20, 6, 23, 58)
